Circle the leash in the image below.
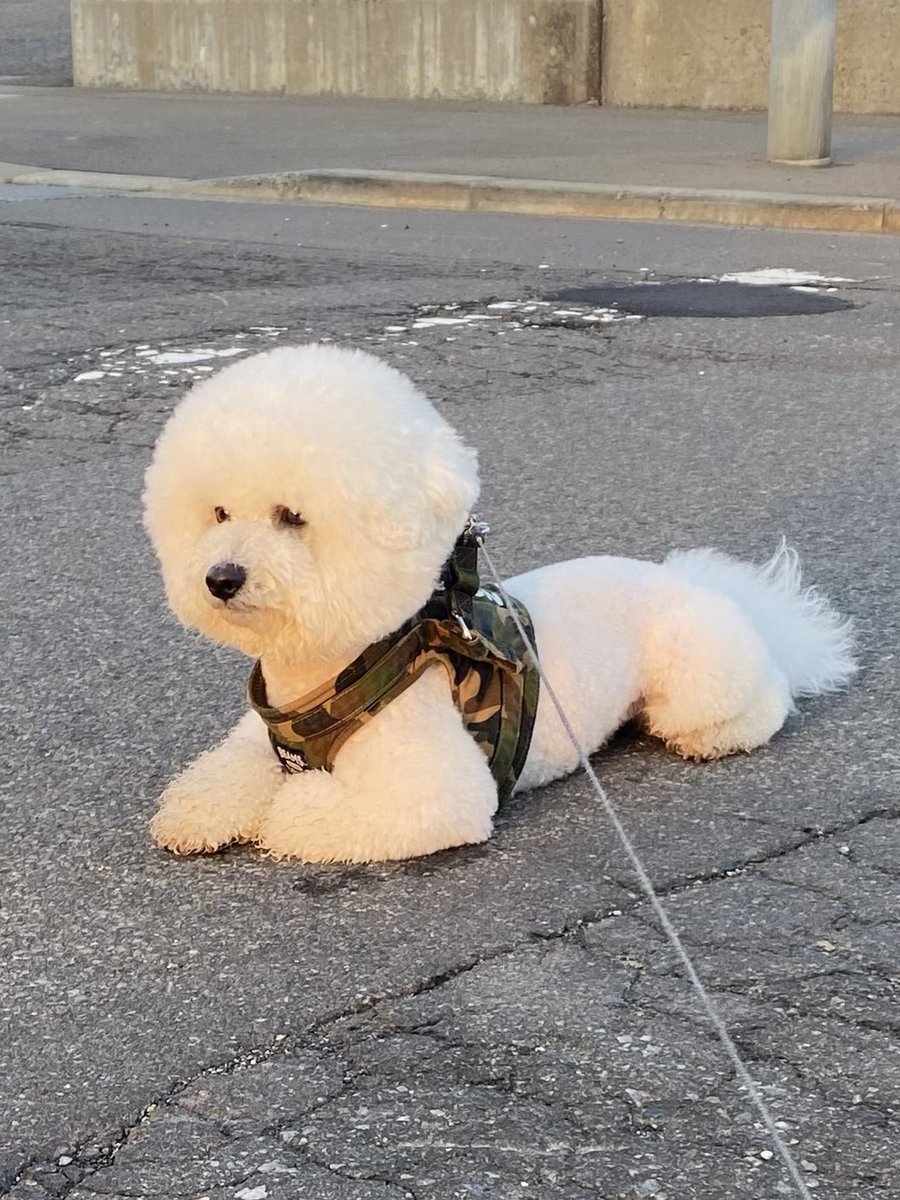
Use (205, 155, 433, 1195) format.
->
(475, 531, 815, 1200)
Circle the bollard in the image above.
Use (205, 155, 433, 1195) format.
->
(767, 0, 837, 166)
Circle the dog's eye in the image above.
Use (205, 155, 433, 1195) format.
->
(275, 506, 306, 529)
(214, 506, 230, 524)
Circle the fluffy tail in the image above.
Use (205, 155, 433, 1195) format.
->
(664, 541, 856, 698)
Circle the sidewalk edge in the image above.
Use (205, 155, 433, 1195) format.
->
(2, 163, 897, 234)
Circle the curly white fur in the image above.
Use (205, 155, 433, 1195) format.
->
(143, 344, 856, 863)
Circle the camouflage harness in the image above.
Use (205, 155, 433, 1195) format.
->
(247, 522, 540, 802)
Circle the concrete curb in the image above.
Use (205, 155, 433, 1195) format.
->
(2, 162, 897, 234)
(0, 163, 189, 193)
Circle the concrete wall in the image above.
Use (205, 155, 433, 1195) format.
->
(1, 0, 73, 85)
(71, 0, 601, 104)
(601, 0, 900, 115)
(72, 0, 900, 113)
(835, 0, 900, 115)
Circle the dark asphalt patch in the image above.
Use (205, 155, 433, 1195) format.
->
(551, 280, 854, 318)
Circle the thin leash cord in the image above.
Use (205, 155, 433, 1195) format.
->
(477, 540, 814, 1200)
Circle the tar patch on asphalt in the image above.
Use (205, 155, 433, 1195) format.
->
(550, 280, 854, 319)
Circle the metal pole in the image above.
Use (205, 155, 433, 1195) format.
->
(767, 0, 837, 165)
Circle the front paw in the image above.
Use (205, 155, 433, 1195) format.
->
(255, 772, 350, 863)
(150, 780, 263, 855)
(255, 770, 494, 864)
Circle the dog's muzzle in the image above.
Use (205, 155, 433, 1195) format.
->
(206, 562, 247, 601)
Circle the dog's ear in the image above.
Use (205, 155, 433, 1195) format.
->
(364, 500, 428, 552)
(364, 428, 480, 552)
(422, 426, 480, 528)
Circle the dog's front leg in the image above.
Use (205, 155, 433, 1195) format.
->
(256, 669, 499, 863)
(150, 711, 284, 854)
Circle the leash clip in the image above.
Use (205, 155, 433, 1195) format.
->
(463, 515, 490, 546)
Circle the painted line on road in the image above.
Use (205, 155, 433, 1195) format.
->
(1, 161, 897, 234)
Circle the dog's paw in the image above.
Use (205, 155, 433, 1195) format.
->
(663, 674, 792, 761)
(255, 772, 352, 863)
(150, 785, 262, 855)
(256, 769, 494, 864)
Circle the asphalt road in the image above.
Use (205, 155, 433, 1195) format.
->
(1, 192, 899, 1199)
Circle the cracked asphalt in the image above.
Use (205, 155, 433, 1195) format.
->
(1, 191, 899, 1200)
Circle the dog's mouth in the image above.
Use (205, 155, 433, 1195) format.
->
(204, 590, 260, 619)
(203, 589, 292, 642)
(207, 592, 249, 610)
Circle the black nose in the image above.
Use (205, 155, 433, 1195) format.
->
(206, 562, 246, 601)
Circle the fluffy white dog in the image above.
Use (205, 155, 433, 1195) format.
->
(143, 344, 855, 863)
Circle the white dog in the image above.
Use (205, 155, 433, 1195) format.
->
(143, 344, 855, 863)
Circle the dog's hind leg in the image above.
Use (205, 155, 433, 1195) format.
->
(640, 581, 792, 760)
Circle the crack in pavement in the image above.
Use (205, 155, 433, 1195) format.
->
(299, 1148, 421, 1200)
(10, 801, 898, 1194)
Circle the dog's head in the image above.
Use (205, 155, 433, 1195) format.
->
(143, 344, 480, 663)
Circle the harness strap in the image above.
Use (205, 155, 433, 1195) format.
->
(248, 525, 539, 801)
(439, 519, 483, 625)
